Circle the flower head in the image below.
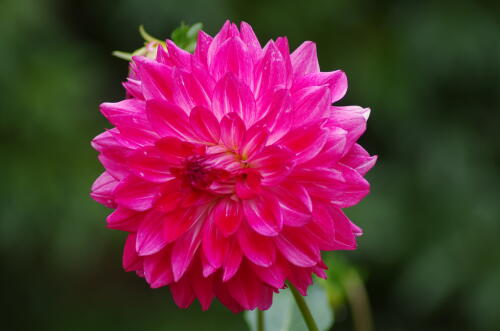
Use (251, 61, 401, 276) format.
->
(91, 21, 376, 312)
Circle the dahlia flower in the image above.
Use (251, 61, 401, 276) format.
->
(91, 21, 376, 312)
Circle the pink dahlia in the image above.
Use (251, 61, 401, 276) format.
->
(91, 21, 376, 312)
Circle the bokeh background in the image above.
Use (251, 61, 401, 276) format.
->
(1, 0, 499, 330)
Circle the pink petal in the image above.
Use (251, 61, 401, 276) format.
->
(293, 70, 348, 103)
(303, 126, 347, 168)
(219, 113, 246, 151)
(249, 145, 295, 185)
(171, 220, 204, 281)
(213, 198, 243, 237)
(226, 262, 273, 310)
(106, 207, 142, 232)
(329, 206, 357, 249)
(207, 21, 240, 68)
(235, 169, 262, 200)
(114, 175, 162, 211)
(146, 99, 193, 140)
(210, 37, 253, 86)
(242, 194, 283, 236)
(189, 106, 221, 144)
(241, 126, 268, 160)
(163, 40, 192, 69)
(212, 73, 256, 125)
(292, 85, 331, 124)
(133, 56, 175, 100)
(293, 165, 370, 208)
(163, 206, 202, 244)
(290, 41, 320, 77)
(271, 183, 313, 227)
(254, 89, 293, 144)
(184, 60, 215, 109)
(238, 223, 276, 267)
(287, 264, 314, 295)
(202, 214, 229, 269)
(253, 41, 288, 99)
(190, 267, 215, 310)
(123, 234, 141, 272)
(251, 255, 288, 288)
(275, 227, 320, 267)
(169, 277, 195, 308)
(329, 105, 370, 154)
(193, 30, 213, 66)
(278, 121, 329, 164)
(127, 146, 175, 183)
(340, 143, 377, 176)
(222, 238, 243, 282)
(239, 21, 262, 61)
(92, 130, 131, 179)
(143, 247, 174, 288)
(91, 172, 118, 208)
(136, 210, 168, 256)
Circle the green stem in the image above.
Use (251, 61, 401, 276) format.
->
(257, 309, 265, 331)
(287, 282, 320, 331)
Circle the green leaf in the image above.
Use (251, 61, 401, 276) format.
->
(244, 283, 334, 331)
(170, 22, 203, 53)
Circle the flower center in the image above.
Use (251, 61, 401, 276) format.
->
(171, 155, 231, 192)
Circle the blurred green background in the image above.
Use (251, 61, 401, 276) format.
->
(1, 0, 499, 330)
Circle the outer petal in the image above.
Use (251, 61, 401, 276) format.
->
(136, 210, 169, 256)
(275, 227, 320, 267)
(291, 85, 331, 124)
(239, 21, 262, 61)
(189, 106, 221, 144)
(278, 121, 329, 164)
(213, 198, 243, 237)
(171, 220, 204, 281)
(114, 175, 162, 212)
(340, 143, 377, 176)
(329, 105, 370, 154)
(293, 70, 348, 103)
(249, 145, 295, 185)
(210, 37, 253, 86)
(253, 41, 288, 99)
(91, 172, 119, 208)
(237, 223, 276, 267)
(143, 247, 174, 288)
(106, 207, 142, 232)
(290, 41, 320, 77)
(146, 99, 193, 140)
(242, 194, 283, 236)
(123, 234, 141, 272)
(212, 74, 257, 125)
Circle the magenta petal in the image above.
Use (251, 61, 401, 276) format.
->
(133, 56, 174, 100)
(123, 234, 141, 272)
(293, 70, 348, 103)
(146, 99, 193, 140)
(253, 41, 288, 99)
(194, 30, 213, 66)
(212, 73, 256, 125)
(213, 199, 243, 237)
(239, 21, 262, 61)
(271, 183, 313, 227)
(202, 214, 229, 269)
(252, 256, 288, 288)
(329, 206, 357, 249)
(219, 113, 246, 151)
(106, 207, 142, 232)
(136, 210, 168, 256)
(226, 263, 273, 310)
(91, 172, 118, 208)
(143, 247, 174, 288)
(292, 85, 331, 124)
(242, 194, 283, 236)
(238, 223, 276, 267)
(171, 221, 204, 281)
(249, 145, 295, 185)
(341, 143, 377, 176)
(329, 105, 370, 153)
(114, 175, 162, 211)
(287, 265, 314, 295)
(241, 126, 268, 159)
(169, 277, 195, 308)
(278, 121, 329, 164)
(210, 36, 253, 85)
(189, 106, 221, 144)
(290, 41, 320, 77)
(127, 146, 175, 183)
(222, 238, 243, 281)
(164, 40, 192, 69)
(190, 270, 215, 311)
(275, 227, 320, 267)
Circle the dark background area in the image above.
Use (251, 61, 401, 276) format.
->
(1, 0, 499, 330)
